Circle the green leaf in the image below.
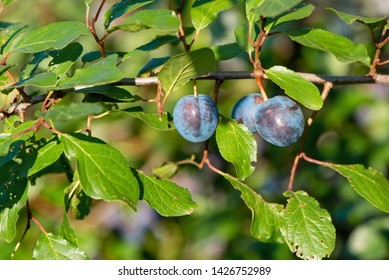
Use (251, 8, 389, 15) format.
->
(11, 72, 58, 88)
(0, 186, 28, 243)
(61, 133, 139, 210)
(39, 102, 112, 123)
(0, 156, 29, 212)
(1, 117, 35, 155)
(265, 4, 315, 32)
(81, 50, 125, 63)
(83, 0, 94, 6)
(0, 23, 26, 55)
(33, 233, 88, 260)
(122, 107, 174, 131)
(219, 170, 284, 243)
(104, 0, 155, 29)
(109, 9, 180, 33)
(57, 54, 124, 89)
(191, 0, 237, 31)
(27, 138, 64, 177)
(280, 191, 336, 260)
(0, 133, 13, 156)
(246, 0, 264, 23)
(135, 170, 197, 217)
(327, 8, 387, 28)
(158, 48, 215, 95)
(1, 0, 16, 8)
(266, 65, 322, 110)
(75, 85, 141, 103)
(216, 119, 257, 180)
(0, 65, 12, 76)
(325, 164, 389, 213)
(58, 213, 78, 246)
(64, 174, 92, 220)
(138, 57, 170, 76)
(13, 21, 90, 53)
(212, 43, 243, 60)
(287, 28, 371, 66)
(48, 42, 83, 77)
(123, 35, 179, 61)
(152, 162, 178, 179)
(255, 0, 303, 17)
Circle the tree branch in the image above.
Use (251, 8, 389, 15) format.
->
(118, 71, 389, 86)
(2, 72, 388, 121)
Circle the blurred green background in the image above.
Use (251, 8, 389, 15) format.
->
(0, 0, 388, 260)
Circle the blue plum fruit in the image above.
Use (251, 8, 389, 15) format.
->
(232, 93, 264, 132)
(255, 95, 305, 147)
(173, 94, 219, 143)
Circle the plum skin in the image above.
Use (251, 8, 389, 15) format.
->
(173, 94, 219, 143)
(255, 95, 305, 147)
(232, 93, 264, 132)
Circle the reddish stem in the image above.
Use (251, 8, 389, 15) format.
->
(287, 82, 333, 190)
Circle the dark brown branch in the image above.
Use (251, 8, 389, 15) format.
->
(118, 72, 389, 86)
(2, 72, 388, 121)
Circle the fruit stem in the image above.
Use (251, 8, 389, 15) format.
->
(193, 80, 198, 97)
(255, 75, 268, 101)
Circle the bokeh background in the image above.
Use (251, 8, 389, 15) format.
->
(0, 0, 388, 259)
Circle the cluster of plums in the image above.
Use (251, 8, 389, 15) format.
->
(173, 93, 305, 147)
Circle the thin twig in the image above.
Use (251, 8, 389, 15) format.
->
(87, 0, 107, 58)
(287, 82, 333, 190)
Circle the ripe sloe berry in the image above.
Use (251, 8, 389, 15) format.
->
(173, 94, 219, 143)
(232, 93, 264, 132)
(255, 96, 304, 147)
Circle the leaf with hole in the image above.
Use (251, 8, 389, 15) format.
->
(33, 233, 88, 260)
(287, 28, 371, 65)
(61, 133, 139, 210)
(325, 164, 389, 213)
(13, 21, 90, 53)
(216, 119, 257, 180)
(246, 0, 264, 23)
(280, 191, 336, 260)
(0, 186, 28, 243)
(158, 48, 215, 95)
(0, 156, 30, 213)
(266, 65, 322, 110)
